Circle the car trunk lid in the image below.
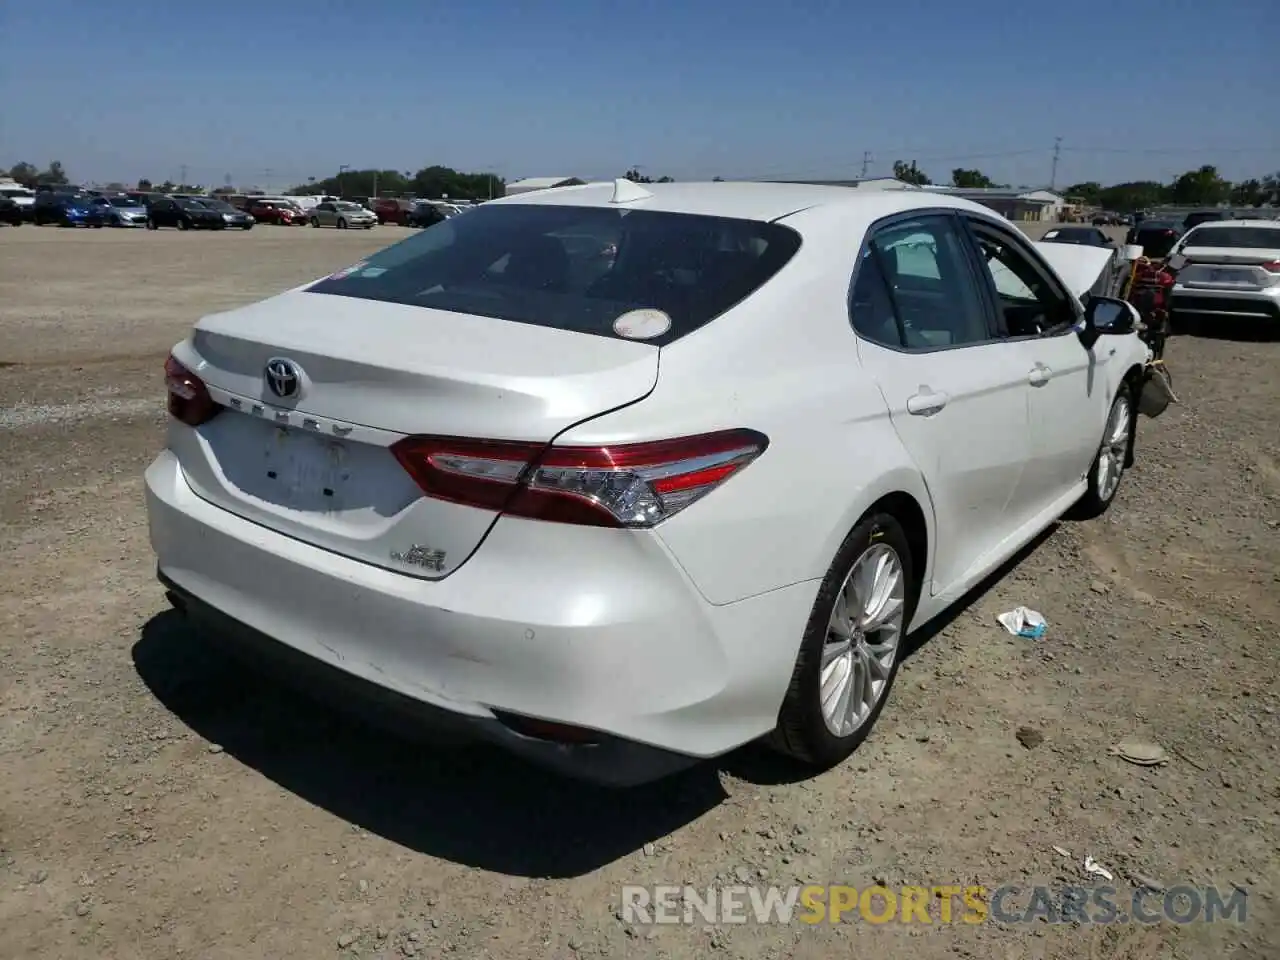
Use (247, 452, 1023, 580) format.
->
(1176, 245, 1280, 290)
(171, 289, 659, 578)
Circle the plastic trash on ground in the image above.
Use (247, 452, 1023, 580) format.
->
(997, 607, 1047, 639)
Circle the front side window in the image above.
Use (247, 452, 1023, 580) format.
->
(967, 221, 1077, 337)
(849, 215, 991, 350)
(307, 203, 801, 346)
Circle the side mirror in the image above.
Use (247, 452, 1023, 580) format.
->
(1166, 253, 1187, 271)
(1080, 297, 1139, 349)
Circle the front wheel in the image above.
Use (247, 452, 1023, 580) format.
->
(770, 513, 913, 770)
(311, 217, 320, 227)
(1075, 387, 1135, 519)
(337, 217, 347, 229)
(177, 218, 189, 231)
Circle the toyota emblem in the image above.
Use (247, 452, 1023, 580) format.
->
(264, 358, 302, 399)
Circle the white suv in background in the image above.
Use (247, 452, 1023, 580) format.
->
(1169, 220, 1280, 324)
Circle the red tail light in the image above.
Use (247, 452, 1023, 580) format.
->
(164, 354, 219, 427)
(391, 429, 769, 528)
(1261, 260, 1280, 273)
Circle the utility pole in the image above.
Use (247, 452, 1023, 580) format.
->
(372, 170, 378, 200)
(860, 151, 871, 178)
(263, 168, 273, 193)
(179, 164, 188, 186)
(1050, 137, 1062, 191)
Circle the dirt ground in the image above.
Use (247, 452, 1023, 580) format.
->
(1, 222, 1277, 960)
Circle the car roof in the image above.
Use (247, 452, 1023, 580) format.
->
(1186, 219, 1280, 231)
(486, 180, 998, 224)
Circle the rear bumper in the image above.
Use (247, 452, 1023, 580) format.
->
(1171, 286, 1280, 321)
(144, 450, 815, 785)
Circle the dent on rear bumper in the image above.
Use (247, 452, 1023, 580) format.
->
(144, 450, 817, 764)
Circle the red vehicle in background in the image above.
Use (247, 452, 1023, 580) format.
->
(249, 199, 305, 225)
(373, 197, 414, 225)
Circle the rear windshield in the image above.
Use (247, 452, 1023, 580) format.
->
(1182, 226, 1280, 250)
(306, 203, 802, 345)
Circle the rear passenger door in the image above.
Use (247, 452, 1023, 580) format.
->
(850, 212, 1032, 596)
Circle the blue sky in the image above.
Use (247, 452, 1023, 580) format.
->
(2, 0, 1276, 191)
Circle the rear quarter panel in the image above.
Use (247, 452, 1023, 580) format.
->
(554, 221, 935, 607)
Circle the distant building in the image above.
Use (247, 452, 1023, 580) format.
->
(503, 177, 586, 196)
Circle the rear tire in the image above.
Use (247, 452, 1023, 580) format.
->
(770, 512, 915, 770)
(311, 216, 320, 228)
(337, 217, 347, 229)
(1074, 385, 1135, 519)
(177, 219, 189, 231)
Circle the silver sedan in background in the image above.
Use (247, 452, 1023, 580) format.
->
(309, 201, 377, 230)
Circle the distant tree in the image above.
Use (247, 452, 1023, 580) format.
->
(211, 185, 236, 196)
(1098, 180, 1169, 212)
(950, 168, 995, 189)
(288, 166, 501, 201)
(712, 176, 724, 182)
(103, 181, 127, 192)
(1230, 179, 1262, 207)
(1064, 181, 1102, 205)
(623, 168, 653, 183)
(656, 175, 674, 183)
(1170, 165, 1228, 206)
(38, 160, 69, 186)
(1257, 171, 1279, 205)
(157, 180, 176, 193)
(136, 178, 153, 191)
(892, 160, 931, 186)
(7, 161, 39, 186)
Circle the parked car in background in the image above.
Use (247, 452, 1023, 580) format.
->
(90, 194, 150, 227)
(373, 197, 414, 225)
(405, 201, 448, 228)
(33, 190, 108, 227)
(1182, 210, 1233, 231)
(195, 197, 256, 230)
(147, 181, 1153, 786)
(0, 194, 24, 226)
(0, 184, 36, 220)
(146, 196, 226, 230)
(1040, 226, 1115, 248)
(309, 200, 376, 229)
(1126, 219, 1183, 258)
(1168, 220, 1280, 324)
(248, 199, 304, 225)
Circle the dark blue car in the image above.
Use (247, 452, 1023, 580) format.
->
(33, 191, 109, 228)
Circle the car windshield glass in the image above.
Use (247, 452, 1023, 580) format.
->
(335, 202, 363, 211)
(1140, 222, 1178, 231)
(1, 189, 31, 198)
(108, 197, 142, 207)
(175, 199, 205, 210)
(201, 200, 235, 211)
(306, 204, 802, 345)
(1182, 226, 1280, 249)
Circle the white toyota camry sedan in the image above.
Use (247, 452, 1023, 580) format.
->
(146, 180, 1152, 785)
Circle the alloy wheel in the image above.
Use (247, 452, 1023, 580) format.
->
(820, 543, 906, 737)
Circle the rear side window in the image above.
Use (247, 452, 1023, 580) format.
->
(306, 204, 802, 345)
(849, 215, 990, 350)
(1181, 226, 1280, 249)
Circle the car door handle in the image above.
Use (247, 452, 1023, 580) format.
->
(906, 388, 949, 416)
(1028, 364, 1052, 386)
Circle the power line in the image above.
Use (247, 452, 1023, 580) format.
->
(1050, 136, 1062, 191)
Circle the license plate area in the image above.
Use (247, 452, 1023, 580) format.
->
(203, 411, 419, 520)
(263, 426, 352, 511)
